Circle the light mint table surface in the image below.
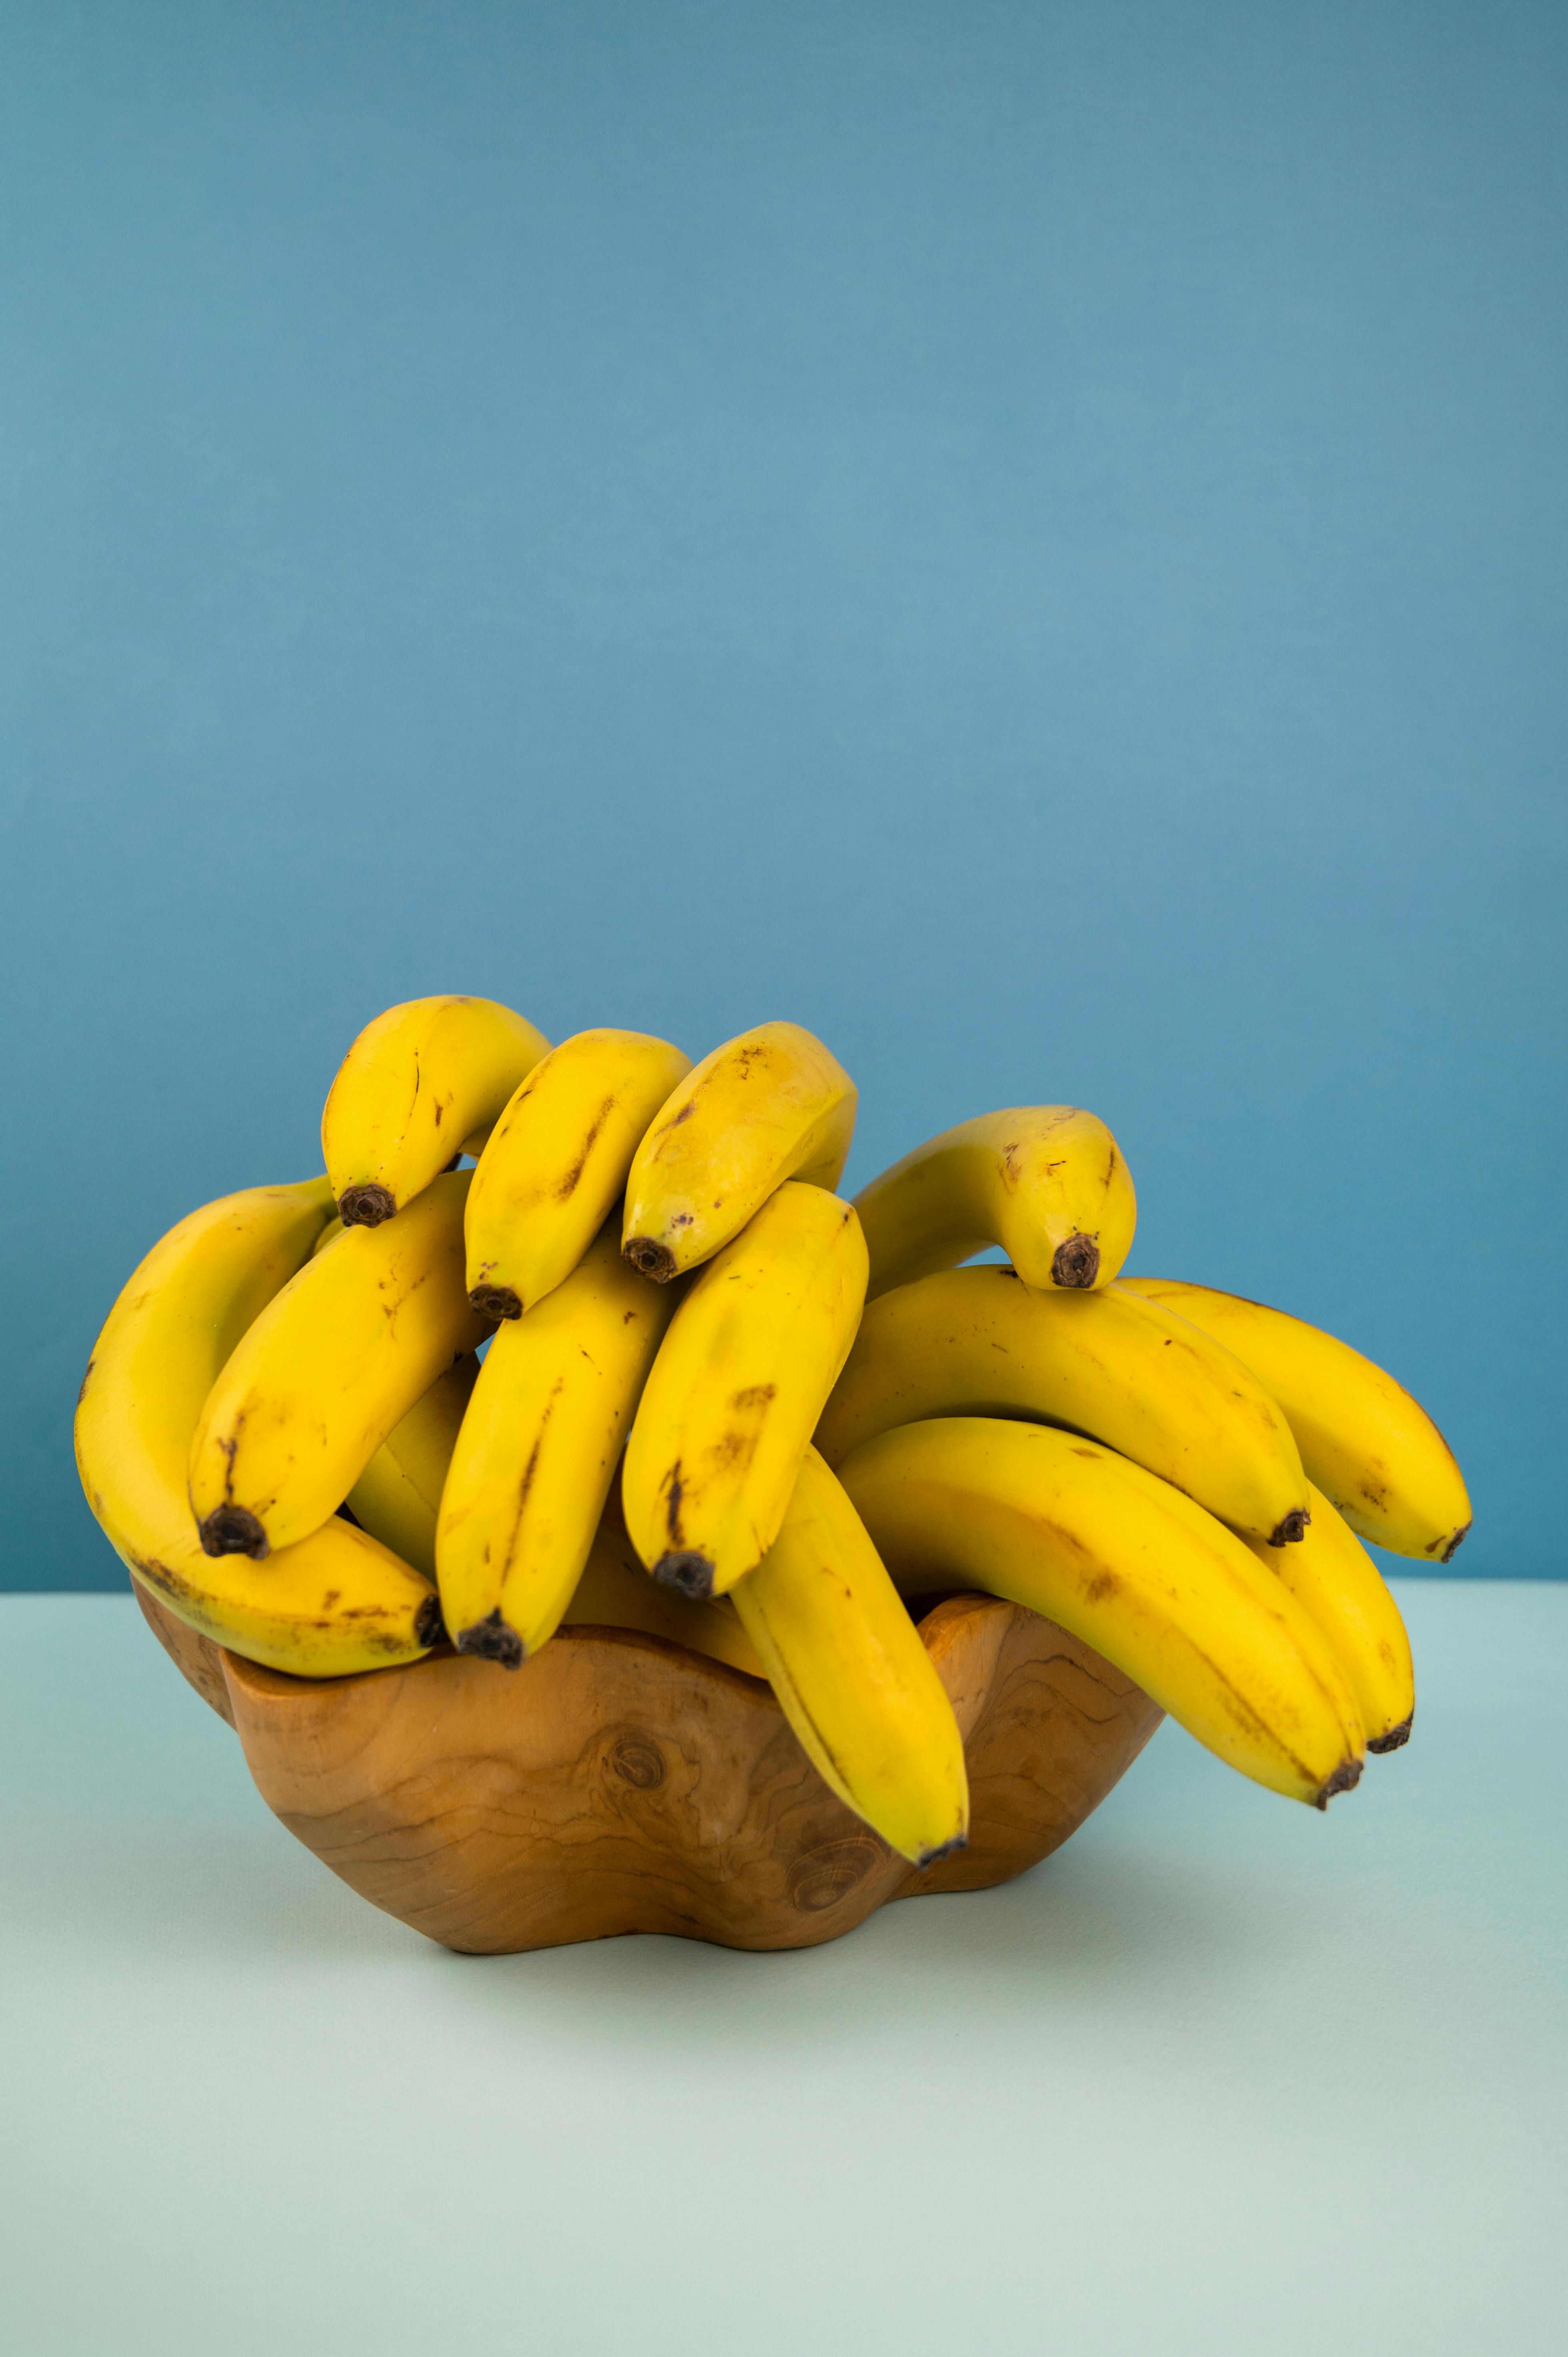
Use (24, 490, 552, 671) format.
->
(3, 1585, 1564, 2357)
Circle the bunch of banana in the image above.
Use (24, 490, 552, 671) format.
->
(77, 990, 1470, 1875)
(74, 1177, 443, 1677)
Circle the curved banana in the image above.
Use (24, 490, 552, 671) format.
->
(563, 1486, 765, 1677)
(74, 1179, 442, 1678)
(323, 995, 551, 1227)
(1120, 1278, 1471, 1562)
(189, 1171, 489, 1559)
(814, 1267, 1310, 1546)
(838, 1418, 1365, 1807)
(466, 1028, 693, 1318)
(343, 1356, 479, 1581)
(621, 1021, 856, 1282)
(729, 1448, 969, 1866)
(310, 1215, 345, 1258)
(1243, 1484, 1415, 1752)
(854, 1106, 1137, 1300)
(623, 1182, 869, 1598)
(437, 1216, 681, 1665)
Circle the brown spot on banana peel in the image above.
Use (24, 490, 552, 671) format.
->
(1314, 1755, 1364, 1810)
(652, 1550, 717, 1600)
(1440, 1521, 1471, 1564)
(199, 1504, 269, 1560)
(1368, 1712, 1414, 1754)
(455, 1608, 524, 1668)
(556, 1098, 616, 1199)
(1051, 1233, 1100, 1288)
(469, 1282, 523, 1320)
(339, 1182, 397, 1227)
(658, 1462, 690, 1554)
(1268, 1509, 1312, 1547)
(624, 1237, 677, 1281)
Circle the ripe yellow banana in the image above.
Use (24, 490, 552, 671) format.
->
(728, 1448, 969, 1866)
(323, 995, 551, 1226)
(814, 1266, 1311, 1546)
(189, 1171, 489, 1559)
(621, 1021, 856, 1281)
(854, 1106, 1137, 1299)
(466, 1028, 693, 1318)
(1243, 1483, 1415, 1752)
(74, 1179, 443, 1677)
(1120, 1278, 1471, 1562)
(437, 1216, 680, 1665)
(838, 1418, 1366, 1807)
(563, 1486, 765, 1677)
(623, 1181, 869, 1598)
(343, 1355, 479, 1581)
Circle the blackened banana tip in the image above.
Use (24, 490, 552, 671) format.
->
(1051, 1232, 1100, 1288)
(652, 1549, 716, 1602)
(914, 1833, 969, 1871)
(414, 1594, 449, 1650)
(1441, 1521, 1472, 1564)
(1269, 1508, 1312, 1547)
(623, 1237, 677, 1282)
(198, 1504, 269, 1560)
(469, 1282, 523, 1321)
(337, 1182, 397, 1228)
(455, 1608, 525, 1670)
(1368, 1713, 1414, 1754)
(1314, 1754, 1365, 1810)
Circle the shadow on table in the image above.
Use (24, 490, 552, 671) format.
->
(411, 1837, 1287, 2059)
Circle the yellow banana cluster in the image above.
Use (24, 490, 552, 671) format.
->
(77, 993, 1469, 1870)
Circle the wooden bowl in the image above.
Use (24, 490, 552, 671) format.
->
(135, 1583, 1163, 1954)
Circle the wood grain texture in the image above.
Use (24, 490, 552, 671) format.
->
(134, 1580, 1162, 1954)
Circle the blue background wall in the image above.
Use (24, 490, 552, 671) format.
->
(2, 0, 1562, 1588)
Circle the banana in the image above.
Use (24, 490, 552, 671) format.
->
(562, 1484, 766, 1677)
(1243, 1484, 1415, 1752)
(837, 1418, 1366, 1807)
(621, 1021, 856, 1281)
(728, 1448, 969, 1866)
(437, 1216, 681, 1665)
(466, 1028, 693, 1318)
(189, 1170, 489, 1559)
(623, 1182, 869, 1598)
(343, 1356, 480, 1581)
(310, 1215, 345, 1258)
(74, 1179, 443, 1677)
(814, 1266, 1311, 1546)
(1119, 1278, 1471, 1562)
(323, 995, 551, 1226)
(854, 1106, 1136, 1299)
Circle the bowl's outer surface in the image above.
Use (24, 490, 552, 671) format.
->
(135, 1582, 1163, 1954)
